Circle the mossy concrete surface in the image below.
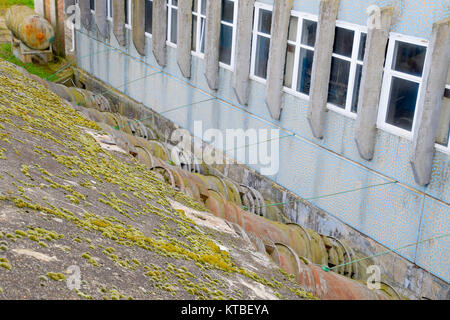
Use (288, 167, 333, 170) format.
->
(0, 58, 316, 300)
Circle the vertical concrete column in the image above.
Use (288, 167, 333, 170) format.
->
(265, 0, 293, 120)
(307, 0, 339, 139)
(113, 0, 126, 46)
(34, 0, 45, 17)
(204, 0, 222, 90)
(132, 0, 145, 56)
(355, 7, 394, 160)
(177, 0, 193, 78)
(410, 18, 450, 186)
(79, 0, 92, 30)
(95, 0, 108, 39)
(232, 0, 255, 105)
(152, 0, 167, 66)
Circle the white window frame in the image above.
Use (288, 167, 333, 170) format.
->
(166, 0, 178, 48)
(250, 2, 273, 84)
(435, 84, 450, 154)
(191, 0, 207, 58)
(326, 21, 367, 119)
(145, 0, 153, 38)
(377, 33, 429, 140)
(191, 0, 238, 71)
(218, 0, 238, 70)
(125, 0, 132, 30)
(282, 11, 318, 101)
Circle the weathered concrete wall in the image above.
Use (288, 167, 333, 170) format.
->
(75, 0, 450, 292)
(152, 0, 167, 66)
(113, 0, 126, 47)
(177, 0, 193, 78)
(74, 66, 449, 300)
(204, 0, 222, 90)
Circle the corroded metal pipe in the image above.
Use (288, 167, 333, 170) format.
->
(6, 5, 55, 50)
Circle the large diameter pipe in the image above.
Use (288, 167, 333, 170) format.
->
(6, 5, 55, 50)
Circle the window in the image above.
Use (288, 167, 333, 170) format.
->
(125, 0, 131, 28)
(90, 0, 95, 11)
(192, 0, 207, 55)
(251, 3, 273, 80)
(191, 0, 237, 68)
(145, 0, 153, 35)
(167, 0, 178, 45)
(327, 23, 367, 117)
(219, 0, 237, 67)
(378, 35, 428, 137)
(283, 13, 317, 97)
(107, 0, 112, 20)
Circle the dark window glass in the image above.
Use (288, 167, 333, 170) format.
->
(255, 35, 271, 79)
(124, 0, 128, 24)
(301, 19, 316, 47)
(201, 0, 206, 15)
(145, 0, 153, 34)
(392, 41, 427, 77)
(385, 77, 420, 131)
(90, 0, 95, 10)
(297, 48, 314, 95)
(170, 8, 178, 44)
(219, 24, 233, 65)
(192, 15, 197, 50)
(328, 57, 351, 108)
(258, 9, 272, 34)
(333, 27, 354, 57)
(221, 0, 234, 23)
(351, 64, 363, 113)
(358, 33, 367, 61)
(200, 17, 206, 53)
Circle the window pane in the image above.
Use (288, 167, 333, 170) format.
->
(90, 0, 95, 10)
(145, 0, 153, 34)
(385, 77, 419, 131)
(333, 27, 354, 57)
(288, 16, 298, 42)
(284, 44, 295, 88)
(201, 0, 206, 15)
(297, 48, 314, 95)
(351, 64, 363, 113)
(358, 33, 367, 61)
(219, 24, 233, 65)
(255, 35, 271, 79)
(192, 15, 197, 51)
(221, 0, 234, 23)
(193, 0, 198, 12)
(172, 0, 178, 5)
(258, 9, 272, 34)
(108, 0, 112, 17)
(328, 57, 350, 108)
(124, 0, 128, 24)
(392, 41, 427, 77)
(200, 17, 206, 53)
(171, 9, 178, 43)
(301, 19, 317, 47)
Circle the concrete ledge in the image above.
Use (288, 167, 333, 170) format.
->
(95, 0, 109, 39)
(152, 0, 167, 66)
(132, 0, 145, 56)
(177, 0, 193, 78)
(355, 7, 394, 161)
(204, 0, 222, 90)
(307, 0, 339, 139)
(232, 0, 255, 105)
(113, 0, 126, 46)
(411, 18, 450, 186)
(265, 0, 293, 120)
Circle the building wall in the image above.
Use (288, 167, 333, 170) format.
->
(75, 0, 449, 286)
